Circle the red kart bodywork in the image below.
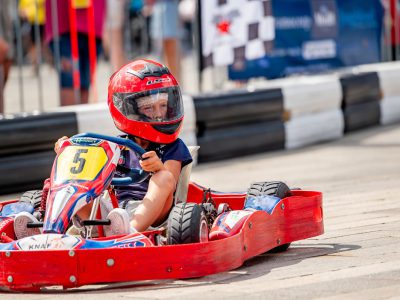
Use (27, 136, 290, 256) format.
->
(0, 200, 18, 241)
(0, 183, 323, 292)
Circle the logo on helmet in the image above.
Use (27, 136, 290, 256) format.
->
(146, 78, 172, 85)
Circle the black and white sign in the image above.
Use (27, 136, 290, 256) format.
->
(201, 0, 275, 68)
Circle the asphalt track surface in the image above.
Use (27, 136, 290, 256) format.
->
(0, 124, 399, 299)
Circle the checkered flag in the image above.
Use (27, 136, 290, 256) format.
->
(201, 0, 275, 68)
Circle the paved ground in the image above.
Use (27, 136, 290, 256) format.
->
(0, 123, 399, 299)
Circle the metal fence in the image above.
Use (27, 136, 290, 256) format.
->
(0, 0, 157, 115)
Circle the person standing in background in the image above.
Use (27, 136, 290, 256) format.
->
(18, 0, 47, 74)
(45, 0, 106, 106)
(178, 0, 195, 53)
(149, 0, 181, 82)
(0, 0, 14, 114)
(103, 0, 128, 72)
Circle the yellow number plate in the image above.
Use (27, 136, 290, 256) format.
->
(71, 0, 92, 9)
(56, 146, 108, 182)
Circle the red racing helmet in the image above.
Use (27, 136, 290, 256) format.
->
(108, 59, 184, 144)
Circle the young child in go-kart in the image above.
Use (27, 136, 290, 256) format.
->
(13, 59, 193, 239)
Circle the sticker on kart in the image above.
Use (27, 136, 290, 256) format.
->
(55, 146, 109, 182)
(16, 234, 81, 250)
(14, 233, 154, 251)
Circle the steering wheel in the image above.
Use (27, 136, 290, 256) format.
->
(72, 132, 150, 185)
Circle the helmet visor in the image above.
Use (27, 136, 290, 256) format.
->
(113, 87, 183, 123)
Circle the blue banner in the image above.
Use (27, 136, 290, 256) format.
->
(228, 0, 384, 80)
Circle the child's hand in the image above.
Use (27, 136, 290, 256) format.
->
(140, 151, 165, 173)
(54, 136, 69, 153)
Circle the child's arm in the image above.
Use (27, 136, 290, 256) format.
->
(140, 151, 182, 184)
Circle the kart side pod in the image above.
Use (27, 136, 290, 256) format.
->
(210, 194, 283, 241)
(209, 210, 253, 241)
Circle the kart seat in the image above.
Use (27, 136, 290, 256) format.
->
(174, 146, 200, 204)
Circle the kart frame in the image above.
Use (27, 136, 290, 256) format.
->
(0, 183, 323, 292)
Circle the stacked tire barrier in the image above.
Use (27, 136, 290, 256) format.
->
(52, 96, 198, 147)
(0, 113, 78, 194)
(377, 67, 400, 125)
(51, 97, 198, 148)
(340, 72, 381, 132)
(1, 61, 400, 194)
(52, 103, 121, 137)
(251, 75, 344, 149)
(193, 89, 285, 162)
(357, 62, 400, 125)
(0, 100, 196, 195)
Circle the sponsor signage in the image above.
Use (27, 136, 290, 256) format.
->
(199, 0, 384, 80)
(311, 0, 338, 39)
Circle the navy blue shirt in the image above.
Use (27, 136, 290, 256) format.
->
(114, 137, 193, 202)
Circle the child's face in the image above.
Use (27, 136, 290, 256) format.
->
(137, 93, 168, 122)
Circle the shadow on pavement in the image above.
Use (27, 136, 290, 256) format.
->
(26, 242, 360, 294)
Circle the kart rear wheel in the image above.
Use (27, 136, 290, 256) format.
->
(167, 203, 209, 245)
(20, 190, 43, 209)
(246, 181, 292, 252)
(246, 181, 291, 199)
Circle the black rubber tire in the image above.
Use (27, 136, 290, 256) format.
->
(246, 181, 291, 199)
(340, 72, 381, 106)
(20, 190, 43, 209)
(0, 112, 78, 156)
(343, 101, 381, 133)
(246, 181, 292, 252)
(167, 203, 208, 245)
(193, 88, 283, 128)
(0, 151, 55, 194)
(197, 121, 285, 162)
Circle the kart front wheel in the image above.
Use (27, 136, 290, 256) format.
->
(20, 190, 43, 209)
(167, 203, 209, 245)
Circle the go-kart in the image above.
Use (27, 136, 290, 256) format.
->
(0, 133, 324, 292)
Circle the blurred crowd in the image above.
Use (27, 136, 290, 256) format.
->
(0, 0, 196, 113)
